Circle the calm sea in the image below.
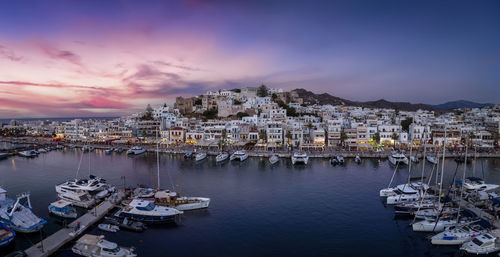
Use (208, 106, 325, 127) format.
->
(0, 148, 499, 257)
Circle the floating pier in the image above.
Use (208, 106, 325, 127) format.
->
(25, 193, 124, 257)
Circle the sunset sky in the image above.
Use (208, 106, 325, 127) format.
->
(0, 0, 499, 118)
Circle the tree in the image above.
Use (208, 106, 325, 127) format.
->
(257, 84, 269, 97)
(237, 112, 249, 118)
(194, 98, 202, 105)
(285, 131, 292, 142)
(233, 100, 242, 105)
(259, 131, 267, 141)
(340, 131, 348, 146)
(391, 132, 399, 146)
(401, 117, 413, 132)
(141, 104, 154, 120)
(286, 107, 297, 117)
(373, 132, 381, 144)
(231, 88, 241, 93)
(271, 93, 278, 102)
(202, 108, 218, 120)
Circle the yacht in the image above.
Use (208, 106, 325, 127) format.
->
(72, 234, 137, 257)
(0, 189, 46, 233)
(336, 155, 345, 165)
(354, 154, 361, 164)
(115, 199, 183, 223)
(0, 222, 15, 248)
(388, 151, 408, 165)
(393, 200, 435, 215)
(48, 200, 78, 219)
(230, 150, 248, 161)
(414, 207, 458, 220)
(291, 152, 309, 165)
(412, 217, 480, 232)
(462, 177, 500, 191)
(195, 152, 207, 162)
(431, 224, 485, 245)
(380, 181, 429, 198)
(269, 154, 279, 165)
(216, 152, 229, 162)
(154, 190, 210, 211)
(460, 230, 500, 254)
(105, 148, 114, 154)
(82, 145, 94, 152)
(58, 190, 96, 208)
(18, 150, 38, 158)
(127, 146, 146, 155)
(426, 155, 438, 164)
(114, 147, 124, 153)
(56, 175, 109, 196)
(385, 183, 433, 205)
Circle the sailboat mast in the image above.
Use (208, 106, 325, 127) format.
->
(156, 127, 160, 190)
(438, 126, 447, 209)
(457, 136, 468, 223)
(406, 135, 413, 185)
(421, 127, 427, 183)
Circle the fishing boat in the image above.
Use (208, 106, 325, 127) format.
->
(18, 150, 38, 158)
(0, 189, 46, 233)
(195, 152, 207, 162)
(154, 190, 210, 211)
(354, 154, 361, 164)
(105, 148, 114, 154)
(216, 152, 229, 162)
(115, 199, 183, 224)
(426, 155, 438, 164)
(98, 223, 119, 233)
(230, 150, 248, 161)
(0, 222, 15, 248)
(291, 151, 308, 165)
(48, 200, 77, 218)
(127, 146, 146, 155)
(72, 234, 137, 257)
(269, 154, 279, 165)
(460, 230, 500, 255)
(388, 151, 408, 165)
(431, 224, 486, 245)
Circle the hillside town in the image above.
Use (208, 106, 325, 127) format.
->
(1, 86, 499, 154)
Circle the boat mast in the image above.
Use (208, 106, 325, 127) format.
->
(156, 126, 160, 190)
(457, 136, 468, 224)
(406, 135, 413, 186)
(438, 125, 447, 209)
(421, 126, 427, 184)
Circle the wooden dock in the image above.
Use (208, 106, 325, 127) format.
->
(455, 198, 500, 229)
(25, 198, 120, 257)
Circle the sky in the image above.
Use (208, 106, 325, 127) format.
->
(0, 0, 499, 118)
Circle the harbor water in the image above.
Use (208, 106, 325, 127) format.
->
(0, 148, 499, 257)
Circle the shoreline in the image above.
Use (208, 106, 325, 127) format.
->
(2, 137, 499, 159)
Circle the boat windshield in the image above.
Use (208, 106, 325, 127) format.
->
(136, 202, 155, 211)
(471, 238, 483, 246)
(103, 247, 121, 253)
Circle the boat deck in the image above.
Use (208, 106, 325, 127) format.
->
(25, 192, 124, 257)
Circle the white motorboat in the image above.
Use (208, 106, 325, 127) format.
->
(269, 154, 279, 165)
(0, 189, 46, 233)
(291, 152, 309, 165)
(127, 146, 146, 155)
(82, 145, 94, 152)
(216, 152, 229, 162)
(426, 155, 438, 164)
(410, 156, 419, 163)
(115, 199, 183, 224)
(431, 224, 485, 245)
(98, 223, 119, 233)
(105, 148, 114, 154)
(195, 152, 207, 162)
(114, 147, 124, 153)
(354, 155, 361, 164)
(460, 230, 500, 254)
(56, 175, 109, 196)
(38, 148, 47, 153)
(72, 234, 136, 257)
(96, 189, 110, 199)
(412, 217, 479, 232)
(154, 190, 210, 211)
(336, 155, 344, 165)
(230, 150, 248, 161)
(58, 190, 96, 209)
(48, 200, 78, 219)
(462, 177, 500, 191)
(18, 150, 38, 158)
(388, 151, 408, 165)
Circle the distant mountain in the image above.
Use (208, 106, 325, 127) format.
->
(290, 88, 495, 111)
(432, 100, 495, 110)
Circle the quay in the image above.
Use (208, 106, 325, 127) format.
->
(24, 192, 125, 257)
